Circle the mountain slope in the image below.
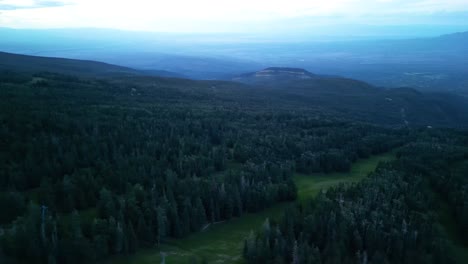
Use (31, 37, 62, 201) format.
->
(1, 52, 468, 127)
(0, 51, 182, 78)
(233, 67, 468, 127)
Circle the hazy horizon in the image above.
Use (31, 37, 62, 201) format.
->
(1, 0, 468, 93)
(1, 0, 468, 39)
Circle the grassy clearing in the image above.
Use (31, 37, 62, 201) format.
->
(295, 152, 395, 202)
(110, 203, 290, 264)
(110, 152, 395, 264)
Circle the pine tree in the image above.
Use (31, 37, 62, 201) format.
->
(113, 222, 125, 254)
(292, 240, 299, 264)
(126, 222, 138, 254)
(156, 206, 167, 245)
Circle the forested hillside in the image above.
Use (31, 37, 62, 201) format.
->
(0, 70, 406, 263)
(234, 68, 468, 127)
(0, 68, 467, 264)
(0, 52, 180, 78)
(244, 131, 468, 264)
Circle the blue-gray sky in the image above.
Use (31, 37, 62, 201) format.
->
(1, 0, 467, 34)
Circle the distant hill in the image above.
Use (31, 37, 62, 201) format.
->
(228, 32, 468, 93)
(233, 67, 376, 92)
(2, 28, 467, 92)
(433, 31, 468, 45)
(232, 66, 468, 127)
(1, 52, 468, 127)
(0, 51, 182, 78)
(233, 67, 316, 85)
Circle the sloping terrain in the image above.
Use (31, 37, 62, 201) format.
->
(0, 51, 181, 78)
(1, 53, 468, 127)
(234, 68, 468, 127)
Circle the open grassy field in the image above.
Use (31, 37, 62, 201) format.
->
(110, 152, 396, 264)
(114, 203, 291, 264)
(294, 152, 395, 202)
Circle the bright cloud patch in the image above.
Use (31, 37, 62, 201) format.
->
(0, 0, 72, 10)
(0, 0, 467, 32)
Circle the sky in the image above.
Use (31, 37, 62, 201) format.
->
(0, 0, 468, 34)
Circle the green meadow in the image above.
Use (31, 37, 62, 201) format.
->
(111, 152, 396, 264)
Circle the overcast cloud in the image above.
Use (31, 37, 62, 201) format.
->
(0, 0, 467, 33)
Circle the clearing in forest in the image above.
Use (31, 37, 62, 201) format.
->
(111, 152, 396, 264)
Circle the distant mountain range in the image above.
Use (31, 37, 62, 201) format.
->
(1, 51, 468, 127)
(1, 28, 467, 94)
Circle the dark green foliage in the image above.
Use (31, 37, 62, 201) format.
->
(0, 192, 26, 225)
(0, 70, 462, 264)
(244, 133, 468, 264)
(396, 138, 468, 245)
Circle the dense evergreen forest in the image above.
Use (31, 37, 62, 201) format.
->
(244, 131, 468, 264)
(0, 70, 466, 264)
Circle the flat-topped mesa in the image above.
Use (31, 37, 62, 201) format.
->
(255, 67, 315, 79)
(233, 67, 317, 85)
